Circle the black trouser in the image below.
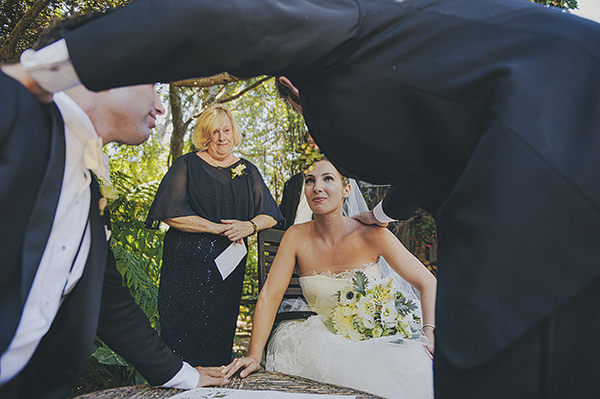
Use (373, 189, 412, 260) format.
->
(435, 276, 600, 398)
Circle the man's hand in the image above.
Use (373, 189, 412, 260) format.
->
(194, 366, 229, 387)
(352, 210, 388, 228)
(1, 64, 53, 103)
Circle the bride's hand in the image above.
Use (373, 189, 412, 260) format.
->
(221, 356, 261, 379)
(423, 328, 435, 360)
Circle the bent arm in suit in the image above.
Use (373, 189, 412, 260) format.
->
(63, 0, 360, 91)
(96, 249, 183, 385)
(381, 186, 419, 221)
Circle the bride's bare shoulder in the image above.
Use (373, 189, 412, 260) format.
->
(283, 221, 314, 242)
(348, 217, 393, 243)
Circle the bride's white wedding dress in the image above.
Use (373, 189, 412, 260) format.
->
(265, 262, 433, 399)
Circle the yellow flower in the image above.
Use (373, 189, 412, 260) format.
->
(231, 163, 247, 179)
(372, 282, 393, 304)
(100, 184, 119, 201)
(356, 296, 375, 326)
(332, 307, 355, 338)
(372, 326, 383, 338)
(99, 184, 119, 216)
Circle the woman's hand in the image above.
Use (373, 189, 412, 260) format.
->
(423, 327, 435, 360)
(221, 356, 261, 379)
(221, 219, 254, 241)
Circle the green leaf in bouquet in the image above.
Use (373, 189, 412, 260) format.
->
(395, 292, 418, 316)
(352, 270, 369, 295)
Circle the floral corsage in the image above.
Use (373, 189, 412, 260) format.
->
(326, 271, 421, 342)
(231, 162, 247, 179)
(98, 183, 119, 216)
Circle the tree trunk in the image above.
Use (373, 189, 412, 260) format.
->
(0, 0, 53, 63)
(168, 84, 186, 165)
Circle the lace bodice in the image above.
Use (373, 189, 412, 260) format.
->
(299, 262, 382, 316)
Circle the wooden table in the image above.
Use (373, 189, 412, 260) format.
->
(75, 371, 384, 398)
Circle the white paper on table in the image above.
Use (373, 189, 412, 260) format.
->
(169, 387, 356, 399)
(215, 241, 247, 280)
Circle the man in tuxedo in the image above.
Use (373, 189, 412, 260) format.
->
(275, 78, 416, 227)
(0, 17, 228, 398)
(11, 0, 600, 397)
(278, 131, 321, 229)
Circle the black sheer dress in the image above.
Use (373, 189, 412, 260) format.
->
(146, 152, 282, 366)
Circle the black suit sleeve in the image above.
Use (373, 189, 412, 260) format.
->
(279, 173, 304, 230)
(64, 0, 359, 90)
(382, 186, 419, 221)
(96, 249, 183, 385)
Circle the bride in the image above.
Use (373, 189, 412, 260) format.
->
(222, 158, 436, 399)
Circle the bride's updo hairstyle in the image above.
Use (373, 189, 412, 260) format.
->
(192, 104, 242, 150)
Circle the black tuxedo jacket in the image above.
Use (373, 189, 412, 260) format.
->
(278, 173, 304, 230)
(64, 0, 600, 368)
(0, 72, 182, 398)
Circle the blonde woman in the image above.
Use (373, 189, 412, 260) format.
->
(146, 104, 282, 366)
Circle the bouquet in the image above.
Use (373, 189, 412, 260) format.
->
(326, 270, 421, 341)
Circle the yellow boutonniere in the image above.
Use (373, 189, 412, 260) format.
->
(99, 184, 119, 216)
(231, 163, 247, 179)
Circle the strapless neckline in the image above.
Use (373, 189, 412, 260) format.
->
(300, 262, 379, 279)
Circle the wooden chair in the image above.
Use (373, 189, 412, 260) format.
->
(257, 228, 315, 328)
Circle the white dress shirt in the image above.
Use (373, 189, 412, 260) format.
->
(0, 88, 198, 389)
(0, 92, 94, 384)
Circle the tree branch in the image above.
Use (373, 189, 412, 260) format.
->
(171, 72, 246, 87)
(0, 0, 53, 63)
(216, 76, 273, 103)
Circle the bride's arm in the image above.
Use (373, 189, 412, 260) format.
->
(376, 228, 437, 357)
(221, 228, 300, 378)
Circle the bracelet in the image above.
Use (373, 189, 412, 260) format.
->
(249, 220, 258, 235)
(422, 324, 436, 330)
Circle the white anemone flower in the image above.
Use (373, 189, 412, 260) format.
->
(340, 285, 358, 305)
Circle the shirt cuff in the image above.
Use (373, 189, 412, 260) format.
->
(161, 362, 199, 390)
(373, 201, 397, 224)
(20, 39, 81, 93)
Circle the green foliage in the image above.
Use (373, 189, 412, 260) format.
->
(395, 292, 419, 318)
(0, 0, 131, 63)
(531, 0, 578, 10)
(109, 170, 164, 327)
(71, 339, 145, 397)
(352, 271, 369, 296)
(293, 144, 322, 172)
(72, 171, 162, 397)
(406, 209, 438, 255)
